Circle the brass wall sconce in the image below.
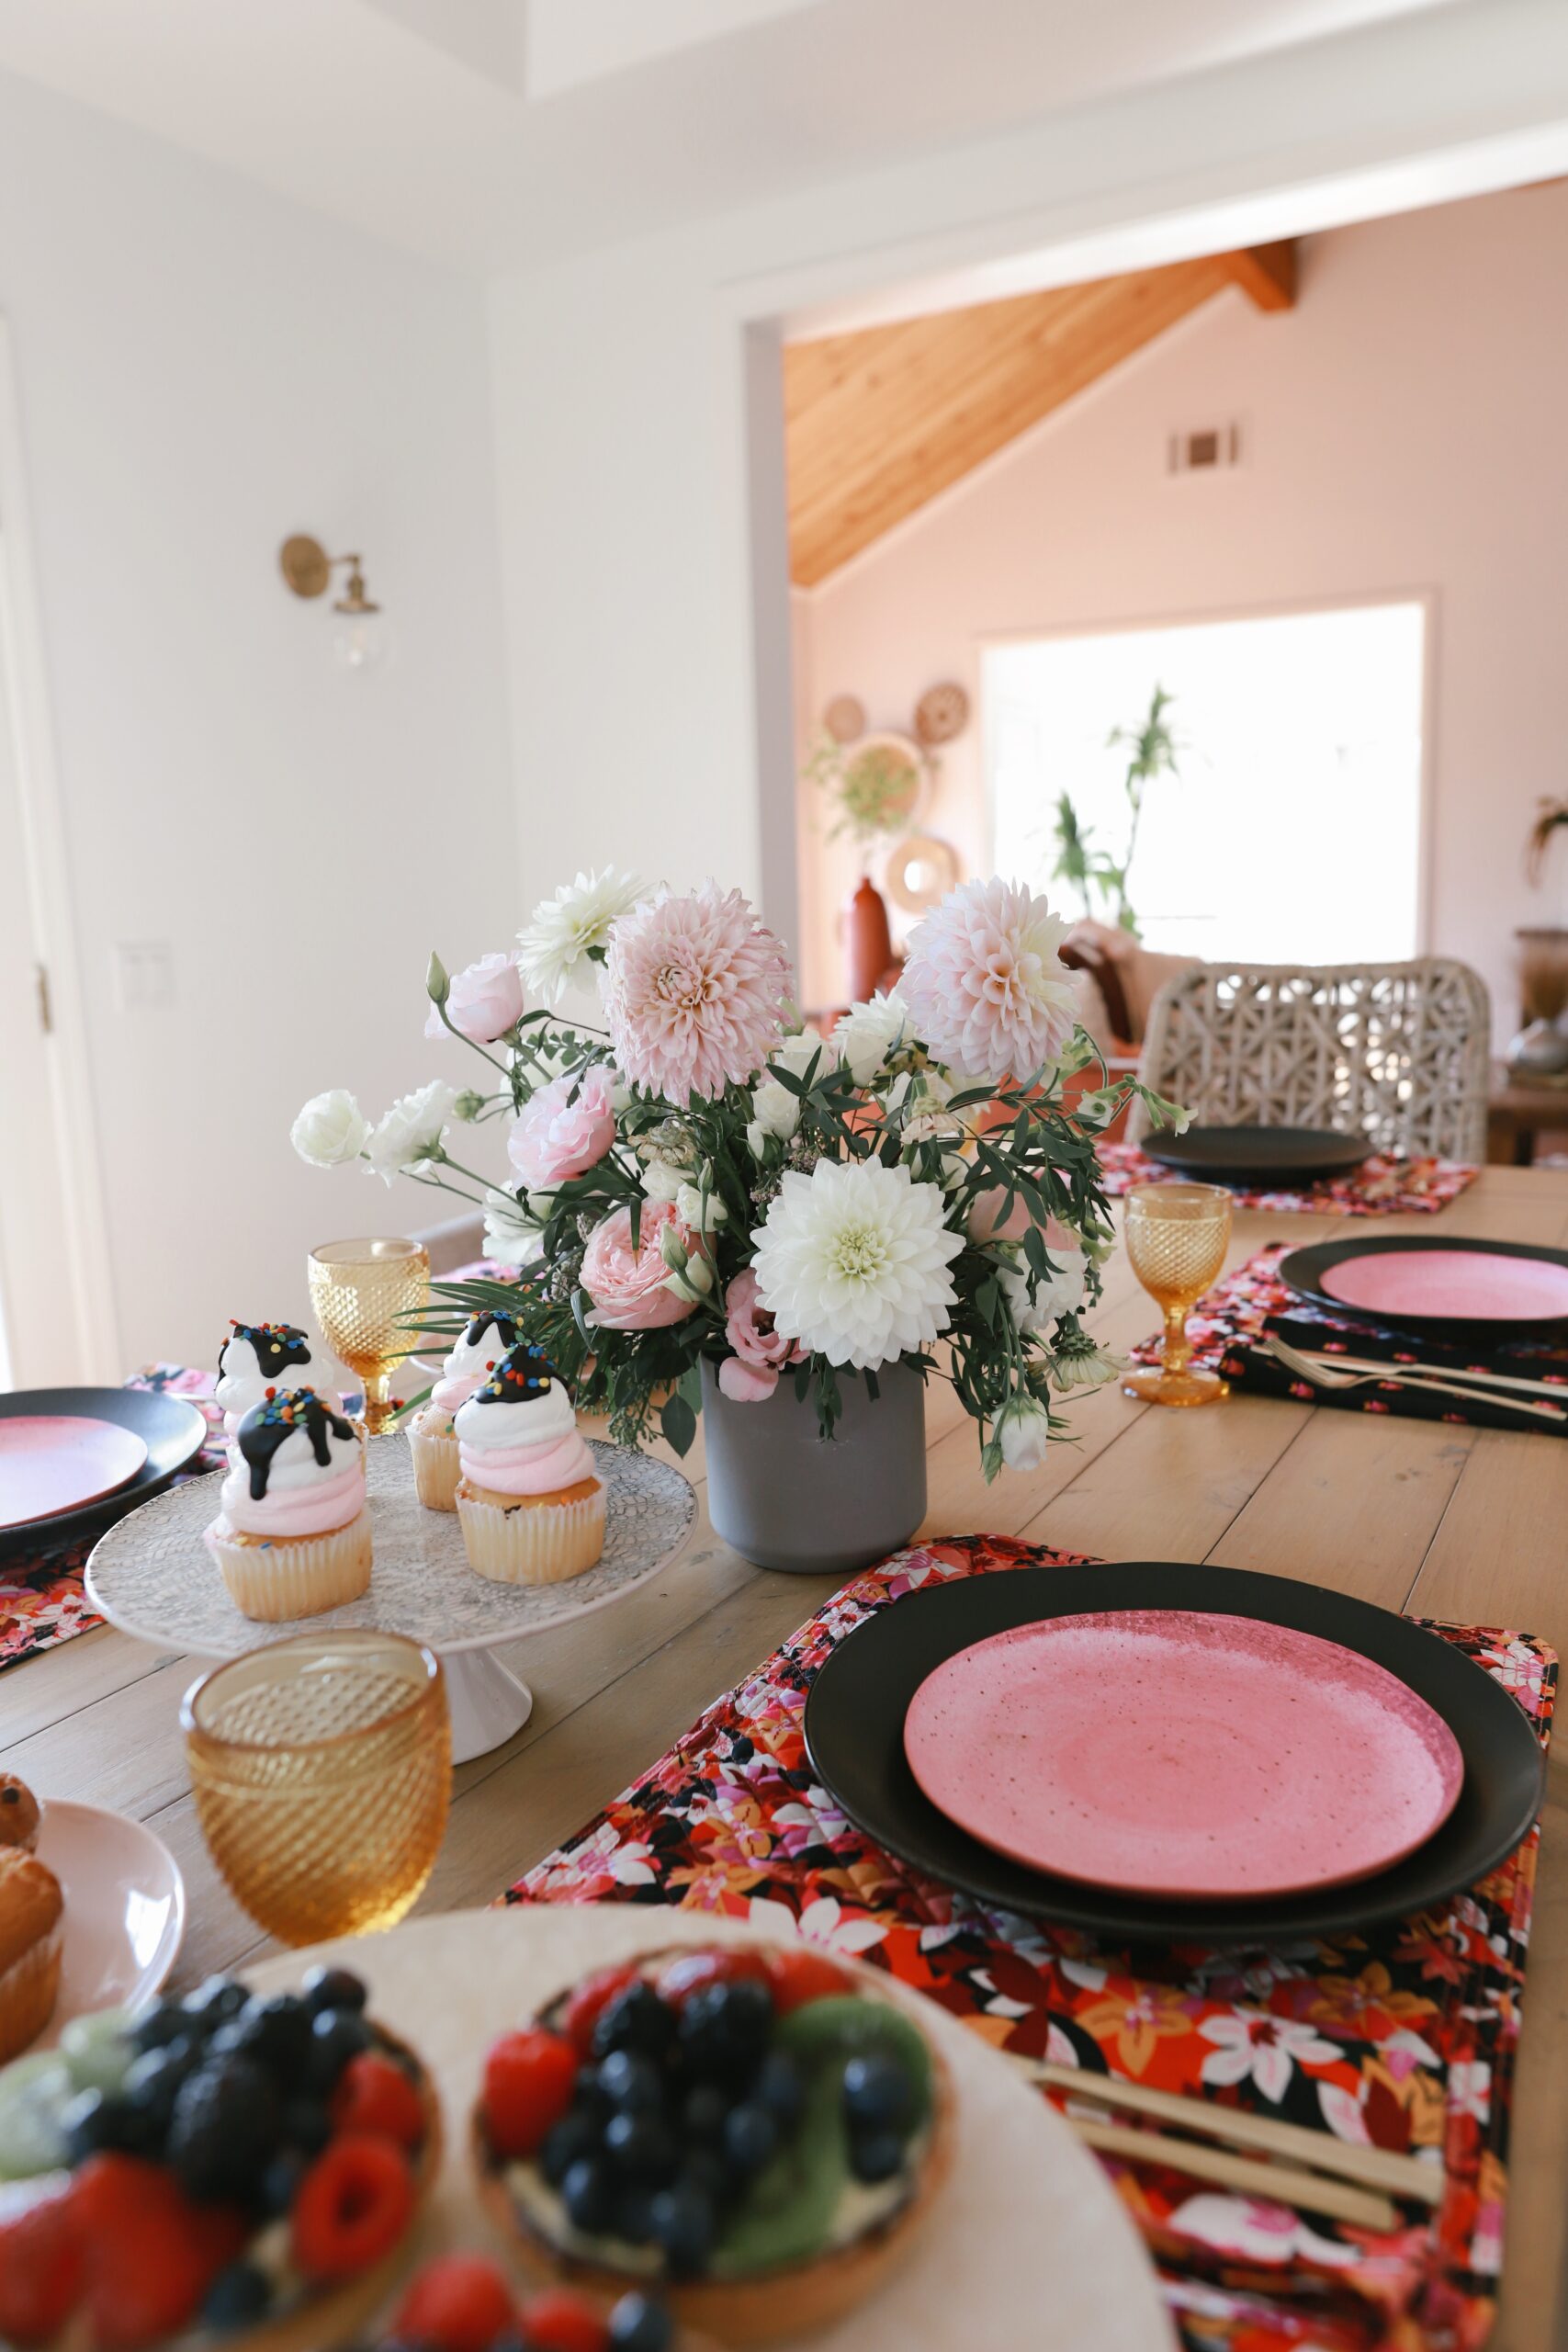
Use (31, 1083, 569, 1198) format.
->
(279, 533, 387, 673)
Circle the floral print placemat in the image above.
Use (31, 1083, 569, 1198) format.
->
(1099, 1143, 1479, 1217)
(504, 1534, 1555, 2352)
(1130, 1244, 1568, 1439)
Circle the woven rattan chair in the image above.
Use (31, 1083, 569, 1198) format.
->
(1129, 958, 1492, 1164)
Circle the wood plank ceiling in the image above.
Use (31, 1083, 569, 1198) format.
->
(784, 243, 1296, 587)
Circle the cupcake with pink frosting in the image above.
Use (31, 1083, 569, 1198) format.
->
(454, 1340, 604, 1586)
(204, 1390, 371, 1620)
(408, 1309, 520, 1511)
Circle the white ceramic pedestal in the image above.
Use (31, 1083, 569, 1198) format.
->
(442, 1646, 534, 1763)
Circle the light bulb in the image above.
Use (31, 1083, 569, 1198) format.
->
(331, 611, 389, 674)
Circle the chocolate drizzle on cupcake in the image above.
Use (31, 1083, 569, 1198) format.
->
(238, 1389, 355, 1500)
(463, 1309, 519, 1357)
(220, 1321, 312, 1383)
(473, 1339, 559, 1406)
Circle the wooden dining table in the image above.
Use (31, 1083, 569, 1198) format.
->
(6, 1162, 1568, 2350)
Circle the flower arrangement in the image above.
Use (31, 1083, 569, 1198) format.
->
(292, 869, 1181, 1477)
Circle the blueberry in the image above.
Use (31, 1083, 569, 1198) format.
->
(123, 2042, 199, 2129)
(131, 2001, 194, 2053)
(167, 2059, 282, 2204)
(681, 2082, 728, 2143)
(648, 2179, 716, 2278)
(849, 2129, 905, 2184)
(300, 1964, 367, 2018)
(541, 2108, 601, 2187)
(596, 2049, 666, 2114)
(604, 2109, 680, 2185)
(260, 2149, 305, 2218)
(62, 2089, 159, 2164)
(181, 1977, 249, 2031)
(202, 2260, 274, 2329)
(753, 2052, 804, 2127)
(307, 2007, 372, 2093)
(562, 2154, 617, 2234)
(592, 1982, 677, 2064)
(679, 2147, 731, 2210)
(215, 1994, 313, 2077)
(609, 2292, 675, 2352)
(723, 2102, 778, 2176)
(842, 2054, 917, 2138)
(282, 2099, 333, 2157)
(677, 1980, 773, 2085)
(614, 2182, 659, 2245)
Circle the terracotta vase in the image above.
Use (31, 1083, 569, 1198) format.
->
(845, 875, 893, 1004)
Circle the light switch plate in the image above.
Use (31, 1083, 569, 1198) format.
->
(114, 940, 175, 1010)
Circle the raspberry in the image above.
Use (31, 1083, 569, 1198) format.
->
(766, 1946, 850, 2015)
(482, 2029, 578, 2160)
(561, 1962, 638, 2057)
(290, 2133, 415, 2283)
(73, 2154, 245, 2350)
(521, 2286, 613, 2352)
(0, 2181, 83, 2345)
(329, 2051, 426, 2150)
(392, 2253, 519, 2352)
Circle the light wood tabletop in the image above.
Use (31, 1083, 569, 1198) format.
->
(6, 1162, 1568, 2349)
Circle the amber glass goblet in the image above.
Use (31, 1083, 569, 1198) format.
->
(308, 1237, 430, 1433)
(1121, 1182, 1234, 1408)
(183, 1632, 450, 1946)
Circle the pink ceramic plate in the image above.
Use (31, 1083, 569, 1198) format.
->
(903, 1610, 1464, 1900)
(0, 1417, 148, 1531)
(1319, 1246, 1568, 1321)
(31, 1802, 186, 2045)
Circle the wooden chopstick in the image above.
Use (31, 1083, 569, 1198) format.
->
(1026, 2059, 1440, 2205)
(1065, 2113, 1402, 2234)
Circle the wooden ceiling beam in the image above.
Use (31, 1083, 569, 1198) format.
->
(1222, 239, 1298, 311)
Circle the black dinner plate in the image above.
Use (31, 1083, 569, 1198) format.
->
(1280, 1234, 1568, 1338)
(0, 1387, 209, 1552)
(803, 1563, 1544, 1944)
(1142, 1125, 1371, 1188)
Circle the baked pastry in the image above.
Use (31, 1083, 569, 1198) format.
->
(472, 1942, 953, 2345)
(215, 1320, 342, 1433)
(454, 1341, 605, 1585)
(0, 1774, 40, 1852)
(385, 2253, 694, 2352)
(0, 1849, 62, 2064)
(408, 1307, 520, 1512)
(0, 1962, 439, 2346)
(204, 1390, 371, 1621)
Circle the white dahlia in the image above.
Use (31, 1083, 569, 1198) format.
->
(901, 876, 1077, 1082)
(750, 1158, 963, 1371)
(516, 867, 643, 1003)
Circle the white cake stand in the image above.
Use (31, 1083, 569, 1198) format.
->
(85, 1436, 697, 1763)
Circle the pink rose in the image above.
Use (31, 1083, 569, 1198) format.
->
(718, 1267, 804, 1402)
(425, 953, 525, 1044)
(509, 1066, 617, 1189)
(581, 1200, 701, 1330)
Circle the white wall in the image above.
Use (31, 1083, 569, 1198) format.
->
(484, 0, 1568, 1013)
(0, 67, 516, 1374)
(796, 184, 1568, 1028)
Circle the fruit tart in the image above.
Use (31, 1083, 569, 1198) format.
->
(377, 2251, 701, 2352)
(0, 1963, 439, 2349)
(471, 1942, 953, 2346)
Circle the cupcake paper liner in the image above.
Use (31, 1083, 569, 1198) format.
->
(409, 1420, 461, 1512)
(206, 1510, 373, 1622)
(456, 1481, 606, 1586)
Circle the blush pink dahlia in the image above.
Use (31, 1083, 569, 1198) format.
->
(603, 886, 793, 1106)
(507, 1064, 617, 1190)
(901, 877, 1077, 1083)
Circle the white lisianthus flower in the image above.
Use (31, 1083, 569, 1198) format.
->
(640, 1158, 686, 1204)
(362, 1080, 458, 1187)
(750, 1158, 964, 1370)
(676, 1182, 728, 1232)
(745, 1122, 773, 1162)
(291, 1090, 370, 1169)
(996, 1395, 1052, 1472)
(886, 1068, 958, 1144)
(481, 1187, 545, 1269)
(934, 1148, 970, 1189)
(516, 868, 643, 1003)
(999, 1232, 1088, 1334)
(658, 1221, 714, 1299)
(770, 1025, 829, 1081)
(835, 990, 910, 1086)
(1052, 1340, 1122, 1392)
(750, 1076, 801, 1142)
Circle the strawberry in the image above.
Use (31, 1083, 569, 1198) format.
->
(73, 2154, 244, 2351)
(521, 2285, 613, 2352)
(291, 2132, 415, 2283)
(654, 1947, 773, 2008)
(0, 2180, 83, 2346)
(561, 1962, 638, 2057)
(329, 2051, 426, 2150)
(482, 2029, 578, 2160)
(392, 2253, 519, 2352)
(765, 1947, 851, 2015)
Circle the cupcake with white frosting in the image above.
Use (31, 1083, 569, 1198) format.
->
(454, 1340, 605, 1585)
(408, 1308, 520, 1511)
(215, 1320, 342, 1434)
(204, 1389, 371, 1620)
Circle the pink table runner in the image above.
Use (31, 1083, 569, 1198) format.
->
(1100, 1143, 1479, 1217)
(505, 1535, 1553, 2352)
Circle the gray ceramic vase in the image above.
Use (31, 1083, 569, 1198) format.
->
(700, 1356, 927, 1575)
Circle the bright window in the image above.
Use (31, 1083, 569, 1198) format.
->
(985, 601, 1427, 964)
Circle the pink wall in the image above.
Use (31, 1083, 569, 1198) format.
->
(794, 182, 1568, 1040)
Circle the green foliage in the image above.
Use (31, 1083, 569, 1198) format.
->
(1050, 683, 1185, 938)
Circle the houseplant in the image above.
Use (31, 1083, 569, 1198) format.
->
(292, 870, 1181, 1572)
(1051, 683, 1183, 939)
